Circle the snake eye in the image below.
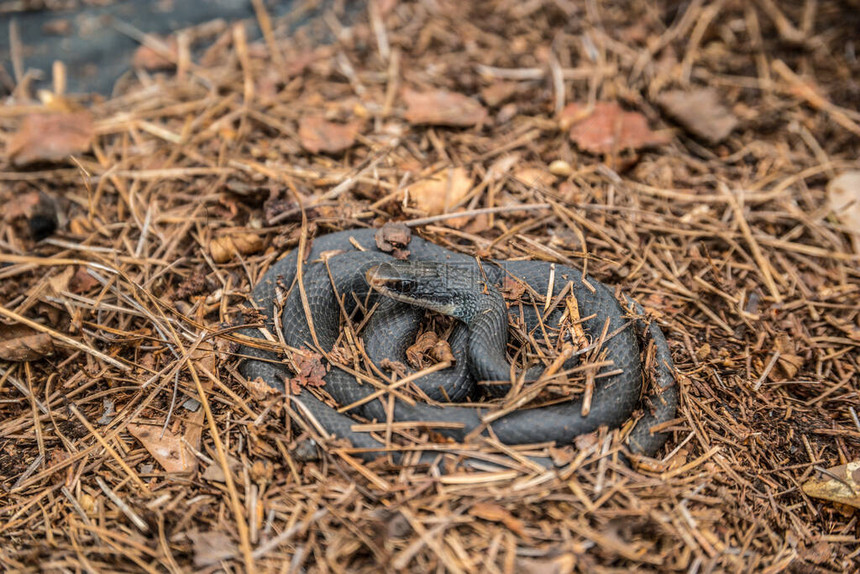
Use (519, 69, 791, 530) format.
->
(384, 278, 414, 294)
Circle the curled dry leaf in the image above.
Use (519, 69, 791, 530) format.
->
(375, 222, 412, 256)
(7, 111, 94, 165)
(127, 422, 196, 474)
(405, 331, 454, 369)
(480, 81, 519, 107)
(468, 502, 530, 540)
(298, 115, 360, 154)
(561, 102, 669, 155)
(247, 376, 281, 402)
(209, 232, 264, 263)
(408, 167, 473, 226)
(289, 352, 327, 394)
(657, 88, 738, 143)
(2, 191, 61, 241)
(402, 87, 488, 127)
(187, 531, 237, 568)
(512, 166, 556, 189)
(802, 460, 860, 509)
(0, 324, 56, 362)
(379, 357, 408, 377)
(827, 171, 860, 254)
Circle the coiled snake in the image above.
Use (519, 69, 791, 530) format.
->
(239, 228, 678, 466)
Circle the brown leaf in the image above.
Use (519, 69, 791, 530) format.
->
(298, 115, 359, 154)
(515, 555, 575, 574)
(247, 376, 281, 402)
(827, 171, 860, 254)
(512, 167, 556, 189)
(127, 422, 196, 474)
(502, 276, 527, 300)
(131, 35, 178, 70)
(468, 502, 530, 539)
(289, 352, 327, 394)
(187, 531, 237, 568)
(408, 167, 473, 226)
(561, 102, 669, 155)
(0, 324, 56, 361)
(209, 232, 263, 263)
(480, 81, 519, 107)
(802, 460, 860, 509)
(379, 357, 408, 377)
(406, 331, 440, 368)
(402, 88, 488, 127)
(202, 455, 241, 483)
(7, 111, 94, 165)
(375, 223, 412, 255)
(658, 88, 738, 143)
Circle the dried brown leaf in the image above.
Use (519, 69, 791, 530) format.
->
(513, 166, 556, 189)
(827, 171, 860, 254)
(298, 115, 360, 154)
(658, 88, 738, 143)
(402, 88, 487, 127)
(561, 102, 669, 155)
(408, 167, 472, 225)
(468, 502, 530, 539)
(375, 223, 412, 254)
(187, 531, 237, 568)
(289, 352, 327, 394)
(127, 422, 195, 474)
(7, 111, 94, 165)
(0, 324, 56, 361)
(209, 233, 263, 263)
(802, 461, 860, 509)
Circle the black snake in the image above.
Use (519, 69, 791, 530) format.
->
(239, 228, 678, 466)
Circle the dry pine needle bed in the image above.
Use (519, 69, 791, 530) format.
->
(1, 0, 859, 572)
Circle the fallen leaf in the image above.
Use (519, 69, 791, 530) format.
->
(375, 223, 412, 257)
(209, 232, 264, 263)
(468, 502, 530, 539)
(0, 324, 56, 361)
(188, 531, 236, 568)
(202, 455, 241, 483)
(46, 266, 74, 296)
(380, 357, 408, 377)
(802, 460, 860, 509)
(131, 35, 178, 70)
(561, 102, 669, 155)
(247, 376, 281, 401)
(827, 171, 860, 254)
(512, 166, 556, 189)
(502, 276, 527, 300)
(402, 88, 488, 127)
(288, 352, 327, 395)
(2, 191, 61, 240)
(480, 81, 519, 107)
(7, 111, 94, 165)
(408, 167, 473, 225)
(658, 88, 738, 143)
(69, 266, 100, 294)
(406, 331, 438, 369)
(515, 555, 575, 574)
(298, 115, 360, 154)
(127, 422, 196, 474)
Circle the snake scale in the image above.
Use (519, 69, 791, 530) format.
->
(239, 228, 678, 466)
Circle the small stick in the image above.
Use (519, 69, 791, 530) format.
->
(406, 203, 550, 227)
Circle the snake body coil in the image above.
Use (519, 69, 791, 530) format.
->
(240, 229, 678, 464)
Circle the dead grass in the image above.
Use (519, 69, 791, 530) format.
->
(1, 0, 859, 571)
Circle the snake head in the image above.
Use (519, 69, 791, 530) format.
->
(365, 261, 461, 317)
